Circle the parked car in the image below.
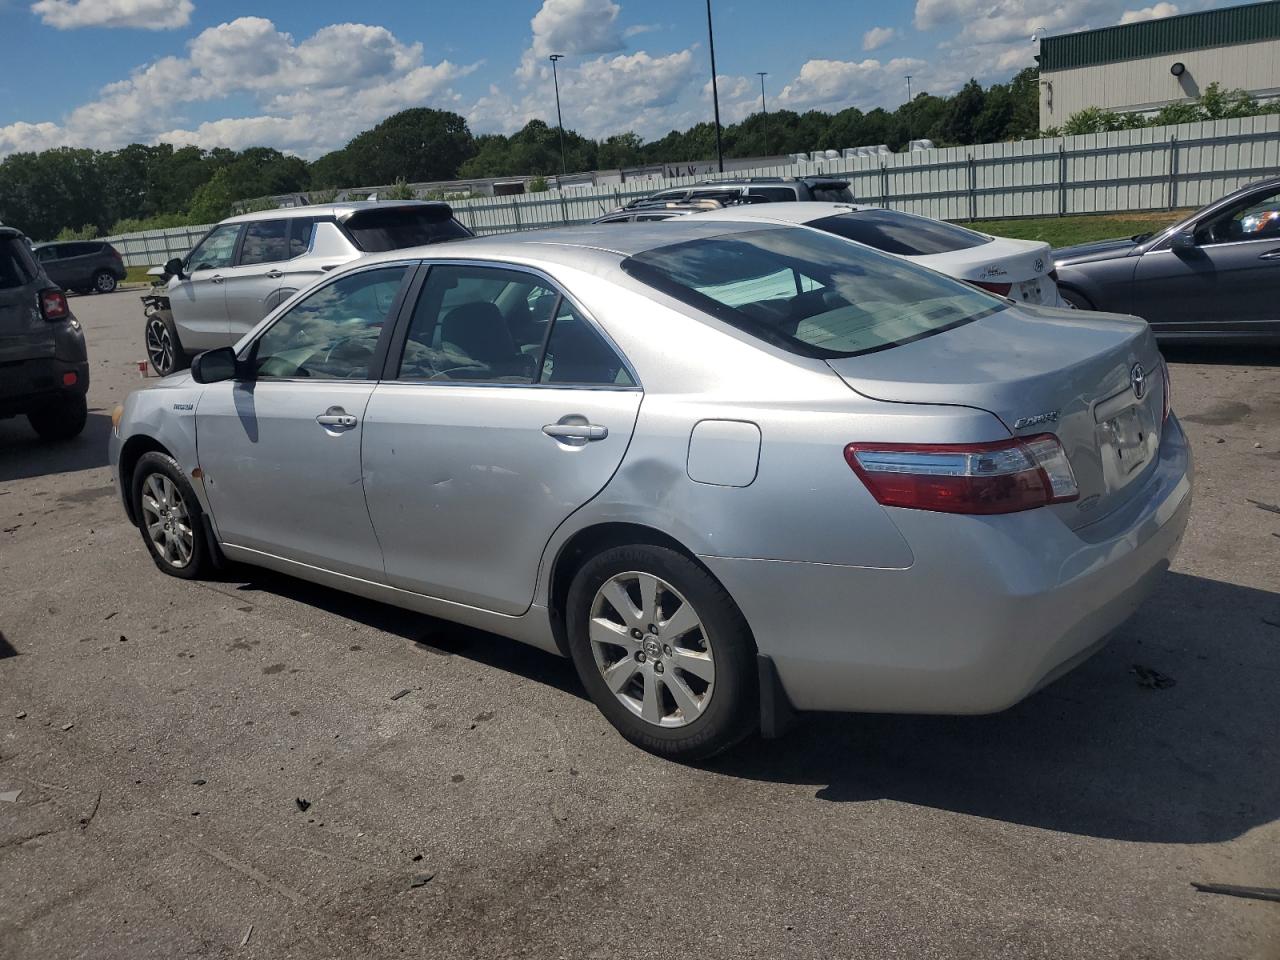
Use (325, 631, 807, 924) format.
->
(143, 201, 473, 376)
(1053, 177, 1280, 340)
(0, 227, 89, 440)
(31, 240, 126, 294)
(626, 176, 854, 209)
(110, 221, 1191, 760)
(592, 201, 724, 224)
(697, 202, 1068, 307)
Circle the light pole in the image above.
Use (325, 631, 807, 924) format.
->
(705, 0, 724, 172)
(757, 71, 769, 156)
(549, 53, 567, 177)
(905, 74, 913, 104)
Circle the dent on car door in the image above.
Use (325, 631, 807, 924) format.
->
(1133, 188, 1280, 334)
(362, 262, 643, 615)
(196, 263, 414, 579)
(168, 224, 241, 350)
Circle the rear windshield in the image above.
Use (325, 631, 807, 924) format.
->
(621, 227, 1003, 358)
(0, 238, 36, 290)
(342, 207, 473, 252)
(813, 210, 992, 256)
(808, 182, 854, 203)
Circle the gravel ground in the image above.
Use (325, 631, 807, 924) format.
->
(2, 290, 1278, 959)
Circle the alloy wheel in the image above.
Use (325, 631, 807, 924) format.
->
(140, 473, 194, 569)
(95, 272, 117, 293)
(588, 571, 715, 727)
(146, 318, 173, 375)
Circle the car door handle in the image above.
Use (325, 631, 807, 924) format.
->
(210, 274, 224, 283)
(316, 410, 358, 428)
(543, 422, 608, 442)
(1259, 249, 1280, 260)
(265, 270, 284, 279)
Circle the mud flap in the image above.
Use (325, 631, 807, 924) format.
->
(758, 654, 797, 739)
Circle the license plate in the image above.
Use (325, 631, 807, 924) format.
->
(1107, 408, 1149, 474)
(1017, 280, 1043, 303)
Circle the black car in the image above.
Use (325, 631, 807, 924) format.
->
(1053, 177, 1280, 342)
(0, 227, 90, 440)
(31, 240, 127, 294)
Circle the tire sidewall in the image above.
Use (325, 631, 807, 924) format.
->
(146, 313, 188, 376)
(27, 393, 87, 441)
(130, 451, 206, 579)
(566, 544, 757, 760)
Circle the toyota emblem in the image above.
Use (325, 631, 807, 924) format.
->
(1130, 363, 1147, 400)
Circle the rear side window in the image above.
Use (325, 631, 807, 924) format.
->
(342, 207, 472, 252)
(748, 187, 799, 202)
(0, 239, 37, 289)
(239, 219, 291, 266)
(622, 227, 1002, 358)
(813, 210, 992, 256)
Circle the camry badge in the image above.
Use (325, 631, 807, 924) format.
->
(1013, 410, 1059, 429)
(1130, 363, 1147, 400)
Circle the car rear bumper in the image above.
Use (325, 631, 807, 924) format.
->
(701, 415, 1193, 714)
(0, 356, 89, 416)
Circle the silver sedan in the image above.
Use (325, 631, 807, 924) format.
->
(109, 221, 1193, 760)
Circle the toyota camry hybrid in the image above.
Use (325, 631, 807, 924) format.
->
(109, 221, 1192, 760)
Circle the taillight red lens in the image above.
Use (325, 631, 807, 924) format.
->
(968, 280, 1012, 297)
(40, 288, 69, 321)
(845, 434, 1079, 515)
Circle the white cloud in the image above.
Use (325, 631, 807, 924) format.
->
(862, 26, 898, 51)
(528, 0, 625, 63)
(30, 0, 193, 30)
(1119, 2, 1179, 24)
(776, 57, 926, 112)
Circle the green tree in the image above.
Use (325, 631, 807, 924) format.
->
(342, 108, 476, 184)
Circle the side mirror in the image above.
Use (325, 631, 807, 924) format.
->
(1170, 231, 1197, 252)
(190, 347, 240, 384)
(163, 257, 185, 279)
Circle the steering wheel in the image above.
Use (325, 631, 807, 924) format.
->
(320, 336, 376, 377)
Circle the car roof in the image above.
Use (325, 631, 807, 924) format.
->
(696, 201, 873, 224)
(220, 200, 454, 225)
(353, 219, 788, 271)
(0, 226, 26, 240)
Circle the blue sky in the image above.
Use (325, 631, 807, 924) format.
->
(0, 0, 1226, 158)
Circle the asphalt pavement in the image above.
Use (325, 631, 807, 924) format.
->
(1, 289, 1278, 959)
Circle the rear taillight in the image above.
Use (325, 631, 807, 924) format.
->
(845, 434, 1078, 515)
(1161, 358, 1171, 422)
(39, 288, 69, 321)
(968, 279, 1012, 297)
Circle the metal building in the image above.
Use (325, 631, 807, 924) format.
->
(1038, 1, 1280, 128)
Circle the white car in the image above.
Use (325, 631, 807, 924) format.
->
(697, 202, 1067, 307)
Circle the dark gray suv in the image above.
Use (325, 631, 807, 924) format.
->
(32, 240, 127, 294)
(0, 227, 89, 440)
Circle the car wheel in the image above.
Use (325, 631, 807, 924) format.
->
(93, 270, 117, 294)
(566, 544, 758, 760)
(1059, 287, 1092, 310)
(131, 451, 209, 579)
(26, 393, 87, 441)
(145, 312, 188, 376)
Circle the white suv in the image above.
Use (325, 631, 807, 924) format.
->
(143, 201, 472, 375)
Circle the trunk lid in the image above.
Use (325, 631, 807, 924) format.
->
(912, 238, 1058, 305)
(826, 305, 1166, 530)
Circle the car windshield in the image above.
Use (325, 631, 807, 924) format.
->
(342, 207, 473, 252)
(622, 227, 1004, 358)
(813, 210, 993, 256)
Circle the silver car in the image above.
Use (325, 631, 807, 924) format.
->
(110, 221, 1193, 759)
(144, 201, 472, 376)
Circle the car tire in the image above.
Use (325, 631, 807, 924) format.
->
(1059, 287, 1093, 310)
(93, 270, 117, 294)
(130, 451, 209, 579)
(566, 544, 758, 760)
(145, 312, 188, 377)
(26, 393, 87, 441)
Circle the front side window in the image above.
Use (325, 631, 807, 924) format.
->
(187, 224, 241, 272)
(813, 210, 993, 256)
(396, 264, 632, 386)
(622, 227, 1003, 358)
(1199, 189, 1280, 244)
(252, 265, 408, 379)
(238, 219, 291, 266)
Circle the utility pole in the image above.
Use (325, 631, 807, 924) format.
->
(706, 0, 724, 173)
(905, 74, 913, 104)
(549, 53, 567, 177)
(757, 71, 769, 156)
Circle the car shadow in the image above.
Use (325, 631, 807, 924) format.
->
(706, 571, 1280, 845)
(1161, 342, 1280, 366)
(229, 565, 585, 699)
(0, 410, 112, 482)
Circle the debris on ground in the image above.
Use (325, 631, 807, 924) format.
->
(240, 924, 254, 946)
(61, 722, 75, 731)
(294, 798, 311, 812)
(104, 611, 118, 621)
(192, 779, 207, 786)
(409, 873, 435, 888)
(79, 790, 101, 828)
(0, 790, 22, 803)
(1192, 882, 1280, 903)
(1131, 664, 1176, 689)
(389, 689, 411, 701)
(1254, 442, 1263, 449)
(1247, 498, 1280, 515)
(14, 711, 25, 720)
(412, 854, 423, 862)
(118, 635, 128, 642)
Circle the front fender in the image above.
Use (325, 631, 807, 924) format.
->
(110, 377, 208, 520)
